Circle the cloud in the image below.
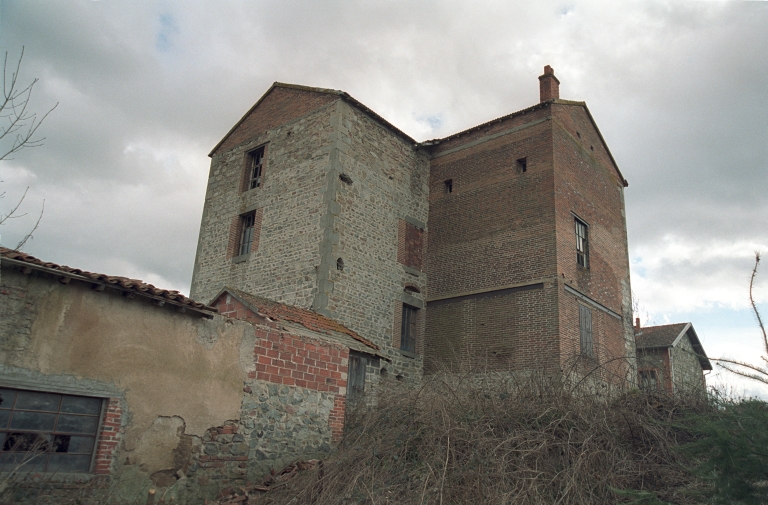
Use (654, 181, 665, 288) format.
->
(0, 1, 767, 393)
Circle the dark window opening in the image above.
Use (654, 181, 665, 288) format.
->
(339, 173, 353, 185)
(400, 304, 418, 353)
(516, 157, 527, 173)
(639, 370, 658, 392)
(579, 305, 593, 358)
(239, 213, 256, 256)
(0, 388, 103, 473)
(444, 179, 453, 193)
(336, 258, 344, 271)
(575, 217, 589, 268)
(247, 147, 265, 190)
(404, 285, 420, 294)
(590, 145, 594, 151)
(576, 131, 581, 139)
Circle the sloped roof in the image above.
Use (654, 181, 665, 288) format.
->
(210, 82, 417, 156)
(0, 247, 216, 316)
(635, 322, 712, 370)
(215, 287, 379, 351)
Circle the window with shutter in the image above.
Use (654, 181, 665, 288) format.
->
(579, 305, 593, 357)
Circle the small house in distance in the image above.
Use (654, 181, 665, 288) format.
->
(635, 321, 712, 394)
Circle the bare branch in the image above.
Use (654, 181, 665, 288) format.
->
(750, 252, 766, 356)
(0, 47, 58, 161)
(14, 199, 43, 251)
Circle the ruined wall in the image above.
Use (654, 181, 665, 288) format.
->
(551, 103, 635, 377)
(0, 266, 351, 503)
(190, 90, 339, 306)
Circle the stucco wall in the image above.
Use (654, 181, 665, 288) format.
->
(0, 265, 351, 503)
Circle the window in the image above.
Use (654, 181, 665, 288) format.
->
(0, 388, 104, 473)
(579, 305, 593, 358)
(575, 217, 589, 268)
(516, 157, 527, 173)
(400, 304, 418, 353)
(444, 179, 453, 193)
(239, 213, 256, 256)
(639, 370, 658, 392)
(246, 146, 265, 190)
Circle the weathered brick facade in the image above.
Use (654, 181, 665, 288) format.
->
(190, 68, 635, 385)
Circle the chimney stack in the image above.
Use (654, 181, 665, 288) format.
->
(635, 317, 641, 329)
(539, 65, 560, 102)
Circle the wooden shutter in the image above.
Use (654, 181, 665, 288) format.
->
(579, 305, 593, 357)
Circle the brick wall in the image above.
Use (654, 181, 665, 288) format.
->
(94, 398, 123, 474)
(426, 107, 557, 300)
(551, 103, 635, 377)
(213, 86, 337, 155)
(397, 219, 424, 271)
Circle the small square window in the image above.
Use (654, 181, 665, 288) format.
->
(575, 217, 589, 268)
(0, 388, 104, 473)
(239, 213, 256, 256)
(579, 305, 593, 358)
(400, 304, 418, 353)
(516, 158, 527, 172)
(246, 147, 265, 190)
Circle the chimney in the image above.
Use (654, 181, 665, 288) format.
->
(635, 317, 641, 329)
(538, 65, 560, 102)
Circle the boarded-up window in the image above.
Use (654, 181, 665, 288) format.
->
(347, 352, 367, 401)
(398, 219, 424, 271)
(401, 304, 418, 353)
(0, 388, 104, 473)
(579, 305, 593, 358)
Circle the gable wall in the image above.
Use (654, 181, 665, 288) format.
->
(669, 333, 707, 393)
(190, 94, 340, 306)
(214, 86, 337, 155)
(551, 104, 634, 377)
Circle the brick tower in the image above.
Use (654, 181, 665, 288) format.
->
(423, 66, 635, 381)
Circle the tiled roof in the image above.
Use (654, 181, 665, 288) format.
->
(223, 287, 379, 350)
(635, 322, 712, 371)
(0, 247, 216, 315)
(635, 323, 689, 349)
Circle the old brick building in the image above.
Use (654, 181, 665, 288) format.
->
(190, 65, 636, 383)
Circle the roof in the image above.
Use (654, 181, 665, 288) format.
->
(215, 287, 379, 351)
(635, 322, 712, 371)
(0, 247, 216, 316)
(209, 82, 417, 157)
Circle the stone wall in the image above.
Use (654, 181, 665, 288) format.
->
(0, 264, 354, 504)
(669, 334, 707, 393)
(190, 88, 339, 307)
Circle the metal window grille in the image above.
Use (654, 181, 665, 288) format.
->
(579, 305, 593, 358)
(575, 218, 589, 268)
(239, 213, 255, 256)
(0, 388, 104, 473)
(248, 147, 264, 189)
(400, 304, 418, 353)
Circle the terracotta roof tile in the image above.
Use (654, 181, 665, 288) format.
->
(225, 287, 379, 350)
(635, 323, 688, 349)
(0, 247, 216, 314)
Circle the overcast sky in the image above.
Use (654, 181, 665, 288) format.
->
(1, 0, 766, 394)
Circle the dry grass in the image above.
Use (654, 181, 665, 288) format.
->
(252, 370, 710, 505)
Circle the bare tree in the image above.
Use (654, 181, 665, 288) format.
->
(712, 252, 768, 385)
(0, 47, 57, 249)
